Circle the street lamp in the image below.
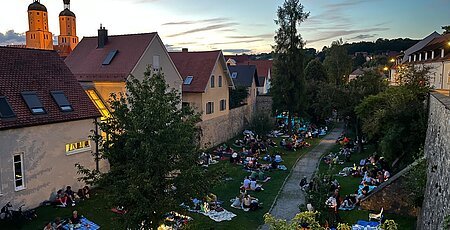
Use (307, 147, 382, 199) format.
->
(383, 66, 389, 71)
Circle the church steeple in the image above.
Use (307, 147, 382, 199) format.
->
(26, 0, 54, 50)
(58, 0, 78, 51)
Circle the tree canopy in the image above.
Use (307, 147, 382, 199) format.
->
(323, 39, 352, 85)
(271, 0, 309, 133)
(90, 69, 209, 228)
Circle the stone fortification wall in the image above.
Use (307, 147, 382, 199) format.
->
(419, 92, 450, 230)
(199, 96, 273, 149)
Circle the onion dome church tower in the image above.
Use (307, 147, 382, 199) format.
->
(58, 0, 78, 51)
(26, 0, 54, 50)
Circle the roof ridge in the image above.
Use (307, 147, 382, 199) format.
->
(168, 50, 222, 54)
(82, 32, 158, 38)
(0, 46, 58, 53)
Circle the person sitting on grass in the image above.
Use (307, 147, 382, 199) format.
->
(68, 210, 81, 230)
(65, 186, 76, 206)
(242, 176, 251, 190)
(274, 154, 283, 163)
(242, 194, 261, 211)
(250, 178, 263, 191)
(56, 189, 68, 207)
(44, 222, 55, 230)
(52, 217, 63, 230)
(250, 170, 259, 180)
(77, 186, 90, 200)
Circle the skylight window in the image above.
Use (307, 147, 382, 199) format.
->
(0, 96, 15, 118)
(51, 91, 73, 112)
(21, 92, 46, 115)
(231, 72, 238, 79)
(184, 76, 193, 85)
(102, 50, 118, 65)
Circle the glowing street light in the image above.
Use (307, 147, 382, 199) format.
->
(383, 66, 389, 71)
(390, 58, 395, 63)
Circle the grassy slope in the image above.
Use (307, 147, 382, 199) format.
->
(188, 137, 322, 230)
(5, 137, 322, 230)
(317, 144, 417, 230)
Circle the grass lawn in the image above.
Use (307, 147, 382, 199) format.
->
(2, 135, 324, 230)
(317, 143, 417, 230)
(187, 136, 322, 229)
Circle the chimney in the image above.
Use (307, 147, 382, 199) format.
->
(182, 48, 188, 53)
(98, 24, 108, 48)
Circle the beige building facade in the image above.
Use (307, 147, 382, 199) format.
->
(0, 119, 105, 209)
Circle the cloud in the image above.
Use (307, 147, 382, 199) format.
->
(210, 39, 263, 46)
(167, 22, 238, 37)
(348, 34, 378, 40)
(222, 49, 252, 54)
(163, 17, 230, 26)
(226, 33, 273, 40)
(307, 27, 388, 43)
(0, 30, 26, 46)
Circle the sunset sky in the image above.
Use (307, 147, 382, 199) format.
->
(0, 0, 449, 54)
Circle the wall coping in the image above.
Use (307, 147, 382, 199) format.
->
(361, 157, 425, 203)
(430, 91, 450, 110)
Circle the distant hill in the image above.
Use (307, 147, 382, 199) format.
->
(343, 38, 420, 55)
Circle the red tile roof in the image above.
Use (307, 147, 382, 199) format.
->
(248, 60, 272, 78)
(224, 55, 251, 64)
(0, 47, 100, 130)
(65, 33, 157, 82)
(169, 51, 222, 93)
(224, 55, 272, 79)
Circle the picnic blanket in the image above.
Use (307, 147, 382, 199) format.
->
(358, 185, 377, 195)
(352, 220, 380, 230)
(62, 217, 100, 230)
(191, 209, 236, 222)
(277, 165, 287, 170)
(339, 205, 356, 211)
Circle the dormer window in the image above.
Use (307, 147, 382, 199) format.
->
(51, 91, 73, 112)
(184, 76, 193, 85)
(21, 92, 46, 115)
(0, 96, 15, 118)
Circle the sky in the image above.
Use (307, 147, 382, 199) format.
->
(0, 0, 449, 54)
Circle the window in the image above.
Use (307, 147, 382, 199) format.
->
(13, 153, 25, 191)
(218, 76, 223, 87)
(51, 91, 73, 112)
(0, 96, 15, 118)
(37, 12, 39, 15)
(86, 89, 110, 120)
(231, 72, 238, 79)
(206, 102, 214, 114)
(21, 92, 46, 115)
(153, 55, 160, 71)
(210, 76, 215, 88)
(102, 50, 119, 65)
(66, 140, 91, 155)
(220, 99, 226, 111)
(184, 76, 193, 85)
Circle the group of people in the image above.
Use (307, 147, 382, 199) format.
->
(55, 186, 90, 208)
(43, 210, 83, 230)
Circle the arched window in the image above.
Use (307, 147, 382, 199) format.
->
(210, 76, 215, 88)
(218, 76, 223, 87)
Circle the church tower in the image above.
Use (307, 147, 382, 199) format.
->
(26, 0, 54, 50)
(58, 0, 78, 51)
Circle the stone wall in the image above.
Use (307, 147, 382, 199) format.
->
(360, 160, 420, 217)
(419, 92, 450, 230)
(198, 96, 273, 149)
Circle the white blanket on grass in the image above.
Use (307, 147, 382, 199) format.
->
(191, 209, 236, 222)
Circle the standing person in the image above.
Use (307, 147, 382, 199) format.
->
(299, 176, 308, 190)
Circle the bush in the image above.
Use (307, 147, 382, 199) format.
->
(249, 113, 273, 136)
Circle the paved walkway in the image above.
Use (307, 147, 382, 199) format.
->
(261, 124, 344, 229)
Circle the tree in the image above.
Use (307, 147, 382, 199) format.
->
(305, 59, 327, 82)
(229, 86, 250, 109)
(356, 66, 430, 167)
(271, 0, 309, 134)
(323, 39, 352, 85)
(443, 25, 450, 34)
(353, 53, 366, 69)
(86, 69, 209, 228)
